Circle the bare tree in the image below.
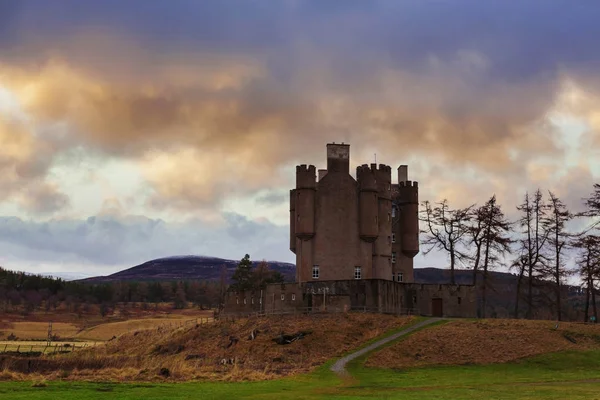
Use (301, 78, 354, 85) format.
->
(466, 207, 486, 286)
(515, 189, 550, 319)
(475, 195, 513, 318)
(583, 184, 600, 219)
(421, 199, 475, 284)
(572, 234, 600, 322)
(510, 252, 528, 318)
(542, 191, 574, 321)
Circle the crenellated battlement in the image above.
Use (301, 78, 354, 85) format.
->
(296, 164, 316, 189)
(399, 180, 418, 188)
(296, 164, 316, 173)
(357, 164, 377, 191)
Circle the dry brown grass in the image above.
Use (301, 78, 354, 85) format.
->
(366, 318, 600, 369)
(74, 316, 203, 341)
(0, 313, 414, 382)
(0, 322, 80, 340)
(0, 310, 211, 341)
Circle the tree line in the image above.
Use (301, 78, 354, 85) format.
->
(421, 184, 600, 321)
(0, 254, 283, 317)
(0, 267, 224, 316)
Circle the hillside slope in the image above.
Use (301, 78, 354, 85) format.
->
(366, 318, 600, 369)
(0, 314, 415, 382)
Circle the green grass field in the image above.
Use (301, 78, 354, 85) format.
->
(1, 320, 599, 399)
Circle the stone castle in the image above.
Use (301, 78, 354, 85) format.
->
(223, 143, 476, 318)
(290, 142, 419, 284)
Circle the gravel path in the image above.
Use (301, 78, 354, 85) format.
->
(330, 317, 443, 376)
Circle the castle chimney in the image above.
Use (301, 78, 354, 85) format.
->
(326, 143, 350, 173)
(398, 165, 408, 183)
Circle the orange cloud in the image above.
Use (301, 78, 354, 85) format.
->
(0, 115, 68, 213)
(0, 42, 594, 215)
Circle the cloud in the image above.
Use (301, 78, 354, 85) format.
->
(17, 183, 70, 214)
(0, 210, 290, 273)
(0, 1, 598, 221)
(0, 115, 69, 214)
(255, 190, 289, 207)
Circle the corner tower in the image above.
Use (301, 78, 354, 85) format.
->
(391, 165, 419, 283)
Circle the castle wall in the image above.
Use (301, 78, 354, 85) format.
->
(223, 280, 477, 318)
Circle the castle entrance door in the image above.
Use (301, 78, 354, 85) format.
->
(431, 298, 443, 317)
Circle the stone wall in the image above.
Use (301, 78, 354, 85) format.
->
(222, 279, 476, 318)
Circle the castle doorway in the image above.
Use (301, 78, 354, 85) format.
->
(432, 298, 443, 317)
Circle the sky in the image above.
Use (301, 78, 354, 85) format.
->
(1, 0, 600, 278)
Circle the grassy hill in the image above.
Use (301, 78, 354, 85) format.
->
(0, 314, 415, 382)
(0, 315, 600, 398)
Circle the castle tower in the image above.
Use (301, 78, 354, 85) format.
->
(289, 143, 418, 284)
(391, 165, 419, 283)
(374, 164, 393, 280)
(289, 189, 296, 253)
(357, 164, 378, 242)
(294, 164, 316, 282)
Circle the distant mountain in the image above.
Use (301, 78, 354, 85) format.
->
(79, 255, 296, 283)
(80, 255, 520, 285)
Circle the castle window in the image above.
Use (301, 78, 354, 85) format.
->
(354, 266, 362, 280)
(236, 298, 239, 304)
(392, 274, 395, 282)
(243, 298, 246, 304)
(312, 265, 319, 279)
(281, 294, 285, 301)
(392, 233, 396, 243)
(391, 252, 396, 264)
(292, 294, 296, 301)
(412, 295, 417, 304)
(392, 206, 397, 217)
(388, 184, 391, 191)
(251, 298, 254, 304)
(398, 272, 403, 282)
(458, 297, 462, 305)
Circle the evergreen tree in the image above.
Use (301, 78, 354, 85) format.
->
(230, 254, 254, 291)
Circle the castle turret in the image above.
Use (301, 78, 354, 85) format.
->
(357, 164, 378, 242)
(374, 164, 392, 279)
(289, 189, 296, 253)
(398, 179, 419, 258)
(295, 165, 316, 240)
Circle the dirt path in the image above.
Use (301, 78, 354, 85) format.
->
(330, 317, 443, 376)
